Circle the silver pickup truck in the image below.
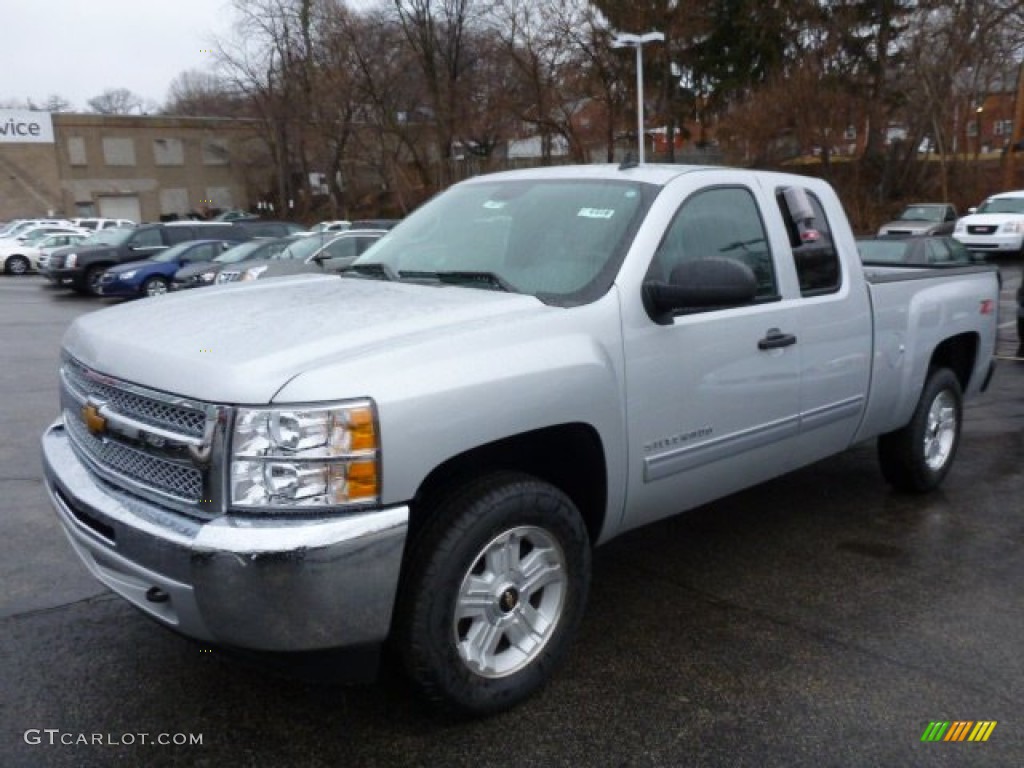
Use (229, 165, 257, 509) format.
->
(42, 165, 999, 715)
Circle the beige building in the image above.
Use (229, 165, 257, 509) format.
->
(0, 110, 262, 222)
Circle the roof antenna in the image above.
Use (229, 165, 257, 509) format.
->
(619, 151, 638, 171)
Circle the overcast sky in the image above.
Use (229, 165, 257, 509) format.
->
(1, 0, 235, 111)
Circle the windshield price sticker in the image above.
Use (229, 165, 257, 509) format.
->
(578, 208, 615, 219)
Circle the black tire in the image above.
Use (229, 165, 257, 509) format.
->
(5, 255, 30, 275)
(84, 265, 107, 295)
(394, 471, 591, 717)
(878, 367, 963, 492)
(143, 276, 169, 297)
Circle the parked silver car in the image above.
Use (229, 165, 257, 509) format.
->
(877, 203, 958, 236)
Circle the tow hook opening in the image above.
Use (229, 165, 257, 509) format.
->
(146, 587, 170, 604)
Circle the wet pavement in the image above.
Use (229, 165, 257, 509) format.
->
(1, 270, 1022, 767)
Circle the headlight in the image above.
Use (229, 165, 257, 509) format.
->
(66, 253, 77, 267)
(1001, 221, 1023, 234)
(241, 265, 268, 281)
(199, 271, 216, 283)
(953, 221, 964, 233)
(230, 401, 379, 510)
(119, 270, 138, 280)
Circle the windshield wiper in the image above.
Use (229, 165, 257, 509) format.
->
(398, 270, 514, 292)
(340, 263, 398, 281)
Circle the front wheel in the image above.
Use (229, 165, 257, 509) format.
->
(394, 472, 591, 716)
(4, 255, 30, 275)
(143, 276, 168, 297)
(878, 367, 963, 492)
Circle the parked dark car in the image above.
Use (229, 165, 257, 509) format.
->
(171, 237, 293, 290)
(41, 221, 254, 294)
(98, 240, 238, 298)
(856, 235, 976, 266)
(348, 218, 401, 231)
(233, 219, 307, 238)
(223, 229, 387, 283)
(876, 203, 958, 236)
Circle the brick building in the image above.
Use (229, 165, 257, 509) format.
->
(0, 110, 262, 222)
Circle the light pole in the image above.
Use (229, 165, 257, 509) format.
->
(612, 31, 664, 164)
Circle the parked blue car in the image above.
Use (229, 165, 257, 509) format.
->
(97, 240, 238, 298)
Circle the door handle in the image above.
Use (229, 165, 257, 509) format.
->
(758, 328, 797, 350)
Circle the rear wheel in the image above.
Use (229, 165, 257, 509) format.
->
(143, 276, 168, 297)
(878, 367, 963, 492)
(4, 255, 30, 275)
(395, 472, 591, 716)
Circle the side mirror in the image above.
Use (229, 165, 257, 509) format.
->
(643, 258, 758, 325)
(967, 207, 977, 214)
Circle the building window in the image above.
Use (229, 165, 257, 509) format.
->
(67, 137, 87, 166)
(206, 187, 233, 209)
(153, 138, 185, 165)
(102, 137, 136, 166)
(159, 188, 189, 218)
(843, 125, 857, 140)
(994, 120, 1013, 136)
(966, 121, 978, 137)
(201, 138, 230, 166)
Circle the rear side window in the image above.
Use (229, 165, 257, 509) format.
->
(777, 187, 841, 296)
(164, 227, 195, 245)
(130, 227, 163, 247)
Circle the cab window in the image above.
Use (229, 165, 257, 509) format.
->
(777, 187, 841, 296)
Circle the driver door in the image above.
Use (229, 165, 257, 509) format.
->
(622, 179, 803, 530)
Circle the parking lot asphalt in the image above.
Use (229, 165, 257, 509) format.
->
(1, 271, 1022, 768)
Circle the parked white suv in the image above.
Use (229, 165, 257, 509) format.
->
(70, 218, 136, 230)
(953, 190, 1024, 257)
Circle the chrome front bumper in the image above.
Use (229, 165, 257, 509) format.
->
(42, 419, 409, 652)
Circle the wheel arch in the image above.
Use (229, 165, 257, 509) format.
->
(929, 332, 978, 390)
(409, 423, 608, 546)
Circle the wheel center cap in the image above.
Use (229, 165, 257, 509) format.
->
(498, 587, 519, 613)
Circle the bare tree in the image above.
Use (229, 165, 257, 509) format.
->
(393, 0, 483, 185)
(87, 88, 145, 115)
(165, 69, 245, 117)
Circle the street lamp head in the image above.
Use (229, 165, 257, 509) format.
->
(611, 31, 665, 48)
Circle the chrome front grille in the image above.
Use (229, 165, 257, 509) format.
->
(60, 356, 228, 515)
(63, 357, 206, 438)
(64, 411, 203, 502)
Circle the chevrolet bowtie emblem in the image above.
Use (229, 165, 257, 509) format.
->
(82, 403, 107, 435)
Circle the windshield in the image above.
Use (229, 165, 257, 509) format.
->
(976, 197, 1024, 215)
(352, 178, 654, 304)
(274, 235, 334, 262)
(152, 241, 203, 262)
(21, 229, 62, 244)
(898, 205, 944, 222)
(215, 238, 289, 264)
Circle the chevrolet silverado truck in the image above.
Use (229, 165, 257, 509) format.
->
(42, 165, 999, 716)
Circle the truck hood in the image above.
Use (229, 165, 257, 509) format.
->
(63, 274, 549, 403)
(878, 220, 937, 234)
(961, 212, 1024, 225)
